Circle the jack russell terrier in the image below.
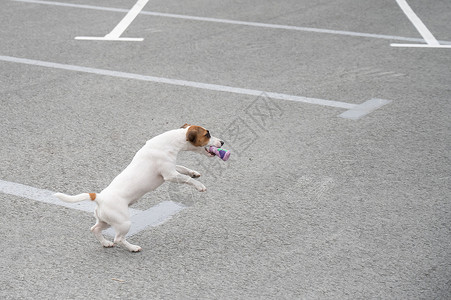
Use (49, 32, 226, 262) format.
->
(55, 124, 224, 252)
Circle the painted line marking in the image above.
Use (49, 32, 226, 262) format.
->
(75, 0, 149, 41)
(391, 43, 451, 48)
(0, 55, 391, 119)
(13, 0, 451, 45)
(391, 0, 449, 48)
(338, 98, 392, 120)
(0, 179, 186, 237)
(394, 0, 439, 45)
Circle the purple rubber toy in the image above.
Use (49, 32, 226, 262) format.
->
(208, 146, 231, 161)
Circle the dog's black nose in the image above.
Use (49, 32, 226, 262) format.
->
(220, 141, 224, 146)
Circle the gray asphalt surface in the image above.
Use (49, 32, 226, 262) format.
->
(1, 0, 450, 299)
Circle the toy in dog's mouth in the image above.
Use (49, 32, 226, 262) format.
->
(205, 146, 231, 161)
(205, 147, 215, 157)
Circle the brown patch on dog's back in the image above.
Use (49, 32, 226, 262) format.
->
(186, 125, 210, 147)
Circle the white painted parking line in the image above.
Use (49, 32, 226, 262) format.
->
(394, 0, 439, 46)
(391, 43, 451, 48)
(391, 0, 451, 48)
(0, 179, 186, 237)
(75, 0, 149, 41)
(338, 98, 392, 120)
(13, 0, 451, 45)
(0, 55, 391, 119)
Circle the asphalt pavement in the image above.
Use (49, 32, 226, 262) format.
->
(1, 0, 450, 299)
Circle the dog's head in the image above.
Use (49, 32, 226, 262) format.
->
(181, 123, 224, 156)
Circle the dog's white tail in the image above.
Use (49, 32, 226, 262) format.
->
(54, 192, 97, 203)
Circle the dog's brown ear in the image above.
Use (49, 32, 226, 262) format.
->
(181, 123, 190, 129)
(187, 130, 197, 143)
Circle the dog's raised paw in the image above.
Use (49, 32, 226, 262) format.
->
(191, 171, 201, 178)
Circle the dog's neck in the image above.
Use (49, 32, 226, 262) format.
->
(146, 128, 192, 155)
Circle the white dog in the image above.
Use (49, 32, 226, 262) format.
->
(55, 124, 224, 252)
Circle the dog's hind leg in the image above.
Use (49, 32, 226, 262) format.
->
(91, 210, 114, 248)
(91, 221, 114, 248)
(113, 221, 142, 252)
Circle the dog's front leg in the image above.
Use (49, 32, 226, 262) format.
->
(176, 165, 201, 178)
(163, 171, 206, 192)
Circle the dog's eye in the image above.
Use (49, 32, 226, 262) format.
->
(205, 131, 211, 138)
